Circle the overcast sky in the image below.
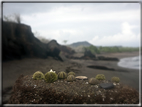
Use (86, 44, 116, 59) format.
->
(2, 2, 140, 47)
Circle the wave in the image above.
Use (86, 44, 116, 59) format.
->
(117, 56, 141, 70)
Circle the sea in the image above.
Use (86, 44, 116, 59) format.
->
(118, 56, 141, 70)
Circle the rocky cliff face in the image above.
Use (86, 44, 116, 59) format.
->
(2, 21, 74, 61)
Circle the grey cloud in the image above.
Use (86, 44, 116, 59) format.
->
(2, 3, 140, 15)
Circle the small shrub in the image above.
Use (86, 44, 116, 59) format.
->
(88, 78, 99, 85)
(111, 77, 120, 83)
(58, 71, 67, 79)
(95, 74, 105, 80)
(44, 72, 58, 83)
(68, 72, 76, 76)
(32, 71, 44, 80)
(67, 75, 76, 82)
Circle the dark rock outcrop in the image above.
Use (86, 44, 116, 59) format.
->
(2, 21, 74, 61)
(2, 21, 50, 61)
(97, 56, 119, 61)
(87, 65, 115, 71)
(47, 40, 75, 56)
(81, 50, 97, 60)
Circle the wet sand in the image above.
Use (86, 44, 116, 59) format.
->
(2, 51, 140, 103)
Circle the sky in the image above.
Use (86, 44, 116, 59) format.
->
(2, 1, 141, 47)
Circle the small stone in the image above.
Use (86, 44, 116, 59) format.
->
(94, 85, 98, 88)
(85, 82, 88, 84)
(75, 76, 88, 80)
(88, 95, 90, 97)
(100, 83, 114, 89)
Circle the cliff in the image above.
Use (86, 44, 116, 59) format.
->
(2, 21, 74, 61)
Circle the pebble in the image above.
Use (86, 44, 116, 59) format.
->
(94, 85, 98, 88)
(113, 83, 116, 85)
(88, 95, 90, 97)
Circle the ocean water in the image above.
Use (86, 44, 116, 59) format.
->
(118, 56, 141, 70)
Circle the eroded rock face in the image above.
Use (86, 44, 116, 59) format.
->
(2, 21, 50, 61)
(2, 21, 74, 61)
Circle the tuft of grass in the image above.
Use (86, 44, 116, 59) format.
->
(95, 74, 105, 80)
(32, 71, 45, 80)
(111, 77, 120, 83)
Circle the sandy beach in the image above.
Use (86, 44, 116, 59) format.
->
(2, 51, 140, 103)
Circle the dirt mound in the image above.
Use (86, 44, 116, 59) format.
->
(7, 75, 139, 104)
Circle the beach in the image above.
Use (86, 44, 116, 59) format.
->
(2, 51, 140, 103)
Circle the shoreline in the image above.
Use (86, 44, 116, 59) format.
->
(117, 56, 140, 70)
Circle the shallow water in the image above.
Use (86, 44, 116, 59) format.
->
(118, 56, 141, 70)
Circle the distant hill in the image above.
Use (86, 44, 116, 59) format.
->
(68, 41, 93, 53)
(70, 41, 93, 47)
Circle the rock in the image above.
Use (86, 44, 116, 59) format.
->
(99, 83, 114, 89)
(97, 56, 119, 61)
(2, 21, 74, 61)
(75, 76, 88, 80)
(81, 50, 96, 59)
(87, 65, 115, 71)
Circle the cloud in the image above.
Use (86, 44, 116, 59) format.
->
(89, 22, 140, 47)
(2, 3, 140, 47)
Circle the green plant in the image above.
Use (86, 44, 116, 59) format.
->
(44, 72, 58, 83)
(58, 71, 67, 79)
(88, 78, 99, 85)
(32, 71, 45, 80)
(95, 74, 105, 80)
(67, 75, 76, 82)
(68, 72, 76, 76)
(111, 77, 120, 83)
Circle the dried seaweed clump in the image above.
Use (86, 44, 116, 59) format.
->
(95, 74, 105, 80)
(111, 77, 120, 83)
(88, 78, 99, 85)
(58, 71, 67, 79)
(32, 71, 45, 80)
(68, 71, 76, 76)
(67, 75, 76, 82)
(44, 71, 58, 83)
